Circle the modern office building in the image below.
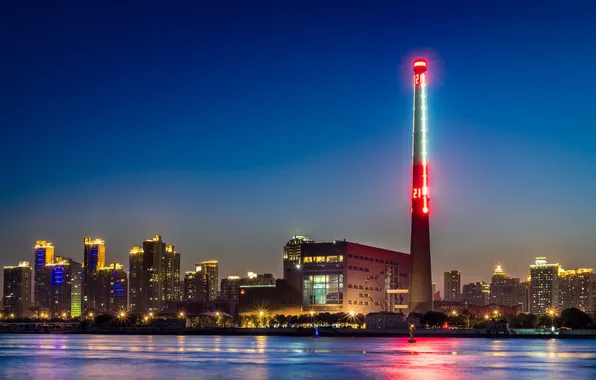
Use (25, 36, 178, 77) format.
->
(129, 235, 180, 313)
(83, 237, 106, 313)
(444, 270, 461, 301)
(300, 240, 410, 314)
(530, 257, 560, 314)
(283, 236, 313, 295)
(409, 59, 433, 313)
(559, 268, 595, 315)
(3, 262, 32, 318)
(462, 281, 490, 306)
(490, 264, 524, 309)
(33, 240, 54, 313)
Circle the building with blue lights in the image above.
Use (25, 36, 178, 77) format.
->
(33, 240, 54, 314)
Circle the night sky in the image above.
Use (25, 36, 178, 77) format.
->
(1, 1, 595, 294)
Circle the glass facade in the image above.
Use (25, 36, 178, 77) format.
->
(303, 274, 343, 305)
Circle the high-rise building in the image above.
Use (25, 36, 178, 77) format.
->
(128, 246, 143, 311)
(196, 260, 218, 301)
(83, 237, 106, 313)
(444, 270, 461, 301)
(48, 257, 82, 318)
(184, 271, 199, 301)
(283, 236, 313, 295)
(102, 263, 128, 312)
(530, 257, 560, 314)
(409, 59, 433, 313)
(3, 262, 32, 318)
(33, 240, 54, 313)
(462, 281, 489, 306)
(220, 276, 241, 301)
(559, 268, 595, 316)
(129, 235, 180, 313)
(490, 264, 523, 308)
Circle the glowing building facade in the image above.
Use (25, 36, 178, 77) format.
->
(196, 260, 219, 301)
(83, 237, 106, 313)
(129, 235, 180, 312)
(530, 257, 560, 314)
(409, 59, 433, 313)
(489, 264, 524, 309)
(3, 262, 32, 318)
(33, 240, 54, 313)
(559, 268, 596, 316)
(48, 257, 82, 318)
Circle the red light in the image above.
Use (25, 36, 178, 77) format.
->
(413, 60, 427, 68)
(423, 207, 429, 214)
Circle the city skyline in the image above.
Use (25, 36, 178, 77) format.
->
(2, 1, 596, 297)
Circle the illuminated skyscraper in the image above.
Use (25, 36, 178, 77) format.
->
(48, 256, 82, 318)
(129, 235, 180, 312)
(559, 268, 595, 316)
(83, 237, 106, 313)
(444, 270, 461, 301)
(3, 262, 32, 318)
(33, 240, 54, 313)
(128, 246, 143, 311)
(220, 276, 241, 301)
(489, 264, 524, 309)
(196, 260, 218, 301)
(101, 262, 128, 312)
(530, 257, 560, 314)
(408, 59, 433, 313)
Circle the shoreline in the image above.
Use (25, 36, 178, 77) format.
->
(2, 327, 596, 339)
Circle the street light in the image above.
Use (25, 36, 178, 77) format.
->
(179, 312, 185, 319)
(61, 312, 67, 319)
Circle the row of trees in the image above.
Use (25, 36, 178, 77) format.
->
(422, 308, 595, 330)
(238, 312, 366, 328)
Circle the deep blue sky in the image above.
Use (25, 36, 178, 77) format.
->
(1, 1, 595, 294)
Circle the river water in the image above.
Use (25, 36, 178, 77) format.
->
(0, 335, 594, 379)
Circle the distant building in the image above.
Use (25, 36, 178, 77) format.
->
(48, 257, 82, 318)
(238, 279, 302, 315)
(283, 236, 313, 296)
(301, 240, 410, 314)
(33, 240, 54, 313)
(83, 237, 106, 313)
(128, 235, 180, 313)
(3, 262, 32, 318)
(490, 264, 524, 309)
(102, 262, 128, 312)
(530, 257, 560, 314)
(196, 261, 218, 301)
(444, 270, 461, 301)
(519, 280, 530, 313)
(220, 276, 241, 301)
(183, 271, 198, 301)
(221, 273, 276, 302)
(559, 268, 595, 316)
(462, 281, 489, 306)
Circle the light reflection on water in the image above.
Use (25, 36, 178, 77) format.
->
(0, 335, 594, 379)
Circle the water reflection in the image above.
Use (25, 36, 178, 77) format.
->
(0, 335, 594, 379)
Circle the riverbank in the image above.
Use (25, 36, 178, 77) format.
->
(44, 327, 596, 338)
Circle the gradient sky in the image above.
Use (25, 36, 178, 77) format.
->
(1, 1, 595, 295)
